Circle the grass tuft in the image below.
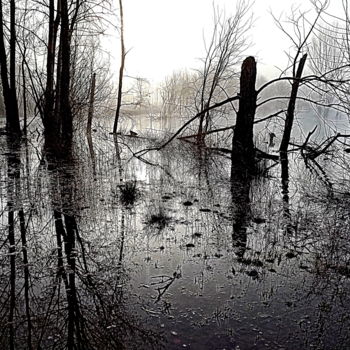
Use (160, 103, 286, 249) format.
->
(119, 180, 139, 207)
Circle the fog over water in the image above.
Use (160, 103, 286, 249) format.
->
(0, 0, 350, 349)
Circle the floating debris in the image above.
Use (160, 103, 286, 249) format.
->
(119, 180, 139, 207)
(147, 211, 171, 229)
(252, 259, 263, 267)
(246, 270, 258, 278)
(286, 251, 297, 259)
(252, 217, 266, 224)
(285, 301, 296, 307)
(192, 232, 202, 238)
(185, 243, 195, 248)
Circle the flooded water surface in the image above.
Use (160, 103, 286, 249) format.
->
(0, 125, 350, 349)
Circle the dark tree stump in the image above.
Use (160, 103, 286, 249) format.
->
(231, 56, 257, 177)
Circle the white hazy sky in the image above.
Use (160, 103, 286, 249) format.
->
(112, 0, 341, 84)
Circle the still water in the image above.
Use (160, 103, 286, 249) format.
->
(0, 115, 350, 349)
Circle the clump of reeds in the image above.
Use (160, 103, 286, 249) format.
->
(146, 208, 171, 230)
(119, 180, 139, 207)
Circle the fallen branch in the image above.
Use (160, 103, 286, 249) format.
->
(254, 109, 286, 124)
(178, 110, 285, 142)
(255, 148, 279, 161)
(178, 125, 235, 140)
(134, 94, 240, 157)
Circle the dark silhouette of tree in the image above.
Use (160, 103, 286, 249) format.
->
(113, 0, 125, 134)
(231, 56, 257, 174)
(195, 1, 252, 145)
(43, 0, 61, 141)
(0, 0, 21, 135)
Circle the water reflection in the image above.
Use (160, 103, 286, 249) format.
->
(5, 137, 23, 350)
(281, 153, 292, 233)
(47, 150, 82, 349)
(231, 164, 251, 257)
(87, 132, 97, 178)
(0, 142, 162, 349)
(1, 134, 350, 349)
(44, 150, 161, 349)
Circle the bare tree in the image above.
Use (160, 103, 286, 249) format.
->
(87, 72, 96, 136)
(307, 0, 350, 115)
(129, 76, 151, 109)
(0, 0, 113, 146)
(195, 0, 252, 144)
(113, 0, 125, 134)
(259, 0, 350, 157)
(0, 0, 21, 135)
(42, 0, 61, 139)
(159, 70, 196, 130)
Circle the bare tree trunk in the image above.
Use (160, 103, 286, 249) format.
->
(22, 60, 27, 135)
(9, 0, 20, 133)
(279, 54, 307, 157)
(87, 73, 96, 176)
(87, 72, 96, 135)
(9, 0, 16, 92)
(113, 0, 125, 134)
(0, 0, 11, 118)
(44, 0, 61, 138)
(0, 0, 21, 135)
(231, 56, 257, 176)
(197, 103, 209, 145)
(60, 0, 73, 144)
(54, 44, 62, 136)
(279, 54, 307, 234)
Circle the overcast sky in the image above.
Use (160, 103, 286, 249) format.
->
(111, 0, 341, 84)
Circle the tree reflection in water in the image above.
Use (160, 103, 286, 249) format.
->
(0, 142, 162, 350)
(0, 137, 350, 349)
(231, 163, 251, 258)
